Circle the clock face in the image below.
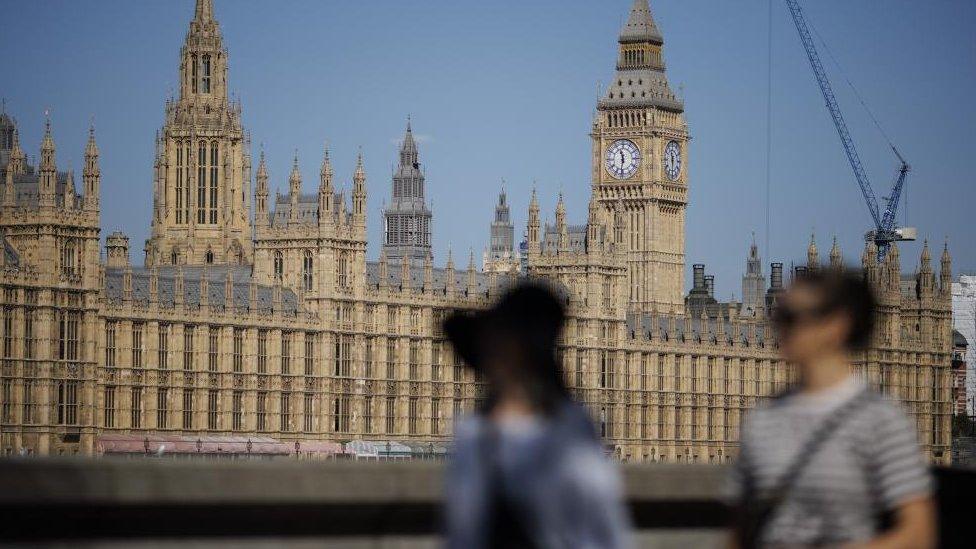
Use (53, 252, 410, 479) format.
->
(605, 139, 641, 180)
(664, 140, 681, 180)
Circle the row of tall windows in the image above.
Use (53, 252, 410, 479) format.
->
(189, 54, 213, 94)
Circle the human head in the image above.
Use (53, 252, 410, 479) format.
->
(773, 268, 876, 365)
(444, 281, 569, 414)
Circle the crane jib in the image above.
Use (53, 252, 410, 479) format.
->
(783, 0, 910, 260)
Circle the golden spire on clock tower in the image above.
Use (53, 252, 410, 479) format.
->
(591, 0, 689, 314)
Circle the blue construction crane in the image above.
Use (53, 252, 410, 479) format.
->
(784, 0, 914, 261)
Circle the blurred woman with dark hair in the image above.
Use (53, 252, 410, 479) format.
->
(444, 282, 630, 549)
(730, 269, 936, 549)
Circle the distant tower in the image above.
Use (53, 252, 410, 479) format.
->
(592, 0, 689, 313)
(483, 186, 518, 273)
(741, 234, 766, 315)
(145, 0, 252, 267)
(383, 118, 432, 264)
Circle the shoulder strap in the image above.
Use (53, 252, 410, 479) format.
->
(766, 387, 871, 503)
(739, 387, 871, 548)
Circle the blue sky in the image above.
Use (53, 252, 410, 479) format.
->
(2, 0, 973, 299)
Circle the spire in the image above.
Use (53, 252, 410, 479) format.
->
(378, 249, 389, 289)
(289, 151, 301, 190)
(400, 254, 411, 290)
(941, 239, 952, 295)
(255, 148, 269, 226)
(318, 143, 333, 221)
(83, 122, 100, 210)
(7, 126, 25, 175)
(423, 251, 433, 291)
(556, 193, 568, 250)
(829, 236, 842, 268)
(64, 169, 76, 208)
(353, 151, 367, 224)
(920, 239, 932, 272)
(194, 0, 214, 23)
(807, 233, 819, 269)
(384, 119, 432, 263)
(38, 111, 56, 207)
(527, 187, 540, 254)
(619, 0, 663, 44)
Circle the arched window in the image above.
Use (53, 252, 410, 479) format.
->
(274, 251, 283, 280)
(197, 141, 207, 224)
(337, 252, 348, 289)
(61, 239, 77, 277)
(191, 55, 198, 94)
(201, 55, 211, 94)
(302, 251, 313, 292)
(205, 250, 214, 264)
(209, 141, 218, 224)
(171, 250, 179, 265)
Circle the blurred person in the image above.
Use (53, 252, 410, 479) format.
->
(729, 269, 936, 549)
(444, 282, 630, 549)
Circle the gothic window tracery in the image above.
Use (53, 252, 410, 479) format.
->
(302, 250, 313, 292)
(274, 251, 283, 280)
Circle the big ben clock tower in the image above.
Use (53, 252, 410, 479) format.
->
(592, 0, 688, 314)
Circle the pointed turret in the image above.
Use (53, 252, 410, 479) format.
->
(255, 149, 269, 226)
(352, 151, 367, 224)
(7, 125, 26, 176)
(194, 0, 214, 23)
(400, 254, 411, 291)
(378, 249, 389, 289)
(527, 188, 541, 254)
(555, 193, 568, 251)
(917, 240, 935, 296)
(83, 122, 100, 211)
(940, 240, 952, 296)
(63, 170, 76, 209)
(423, 252, 433, 292)
(619, 0, 663, 45)
(807, 233, 819, 269)
(445, 249, 456, 298)
(383, 118, 432, 263)
(38, 114, 57, 207)
(318, 143, 333, 223)
(829, 236, 842, 268)
(602, 0, 681, 112)
(288, 152, 301, 222)
(586, 195, 603, 251)
(466, 250, 478, 296)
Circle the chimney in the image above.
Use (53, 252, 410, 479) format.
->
(770, 262, 784, 290)
(693, 264, 705, 291)
(704, 275, 715, 298)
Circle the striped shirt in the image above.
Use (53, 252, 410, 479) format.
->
(730, 377, 933, 547)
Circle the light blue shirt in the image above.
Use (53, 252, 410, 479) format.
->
(446, 402, 631, 549)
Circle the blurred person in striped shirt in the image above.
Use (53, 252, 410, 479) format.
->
(729, 268, 936, 549)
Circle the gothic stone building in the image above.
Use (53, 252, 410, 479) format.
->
(0, 0, 955, 464)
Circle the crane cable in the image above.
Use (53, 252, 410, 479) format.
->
(804, 7, 909, 226)
(804, 13, 902, 162)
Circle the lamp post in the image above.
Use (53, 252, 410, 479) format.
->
(144, 437, 150, 456)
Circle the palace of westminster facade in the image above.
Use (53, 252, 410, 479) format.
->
(0, 0, 955, 463)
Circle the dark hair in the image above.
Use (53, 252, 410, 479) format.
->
(792, 268, 876, 350)
(444, 281, 570, 416)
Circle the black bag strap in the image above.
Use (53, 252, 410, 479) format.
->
(739, 387, 871, 548)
